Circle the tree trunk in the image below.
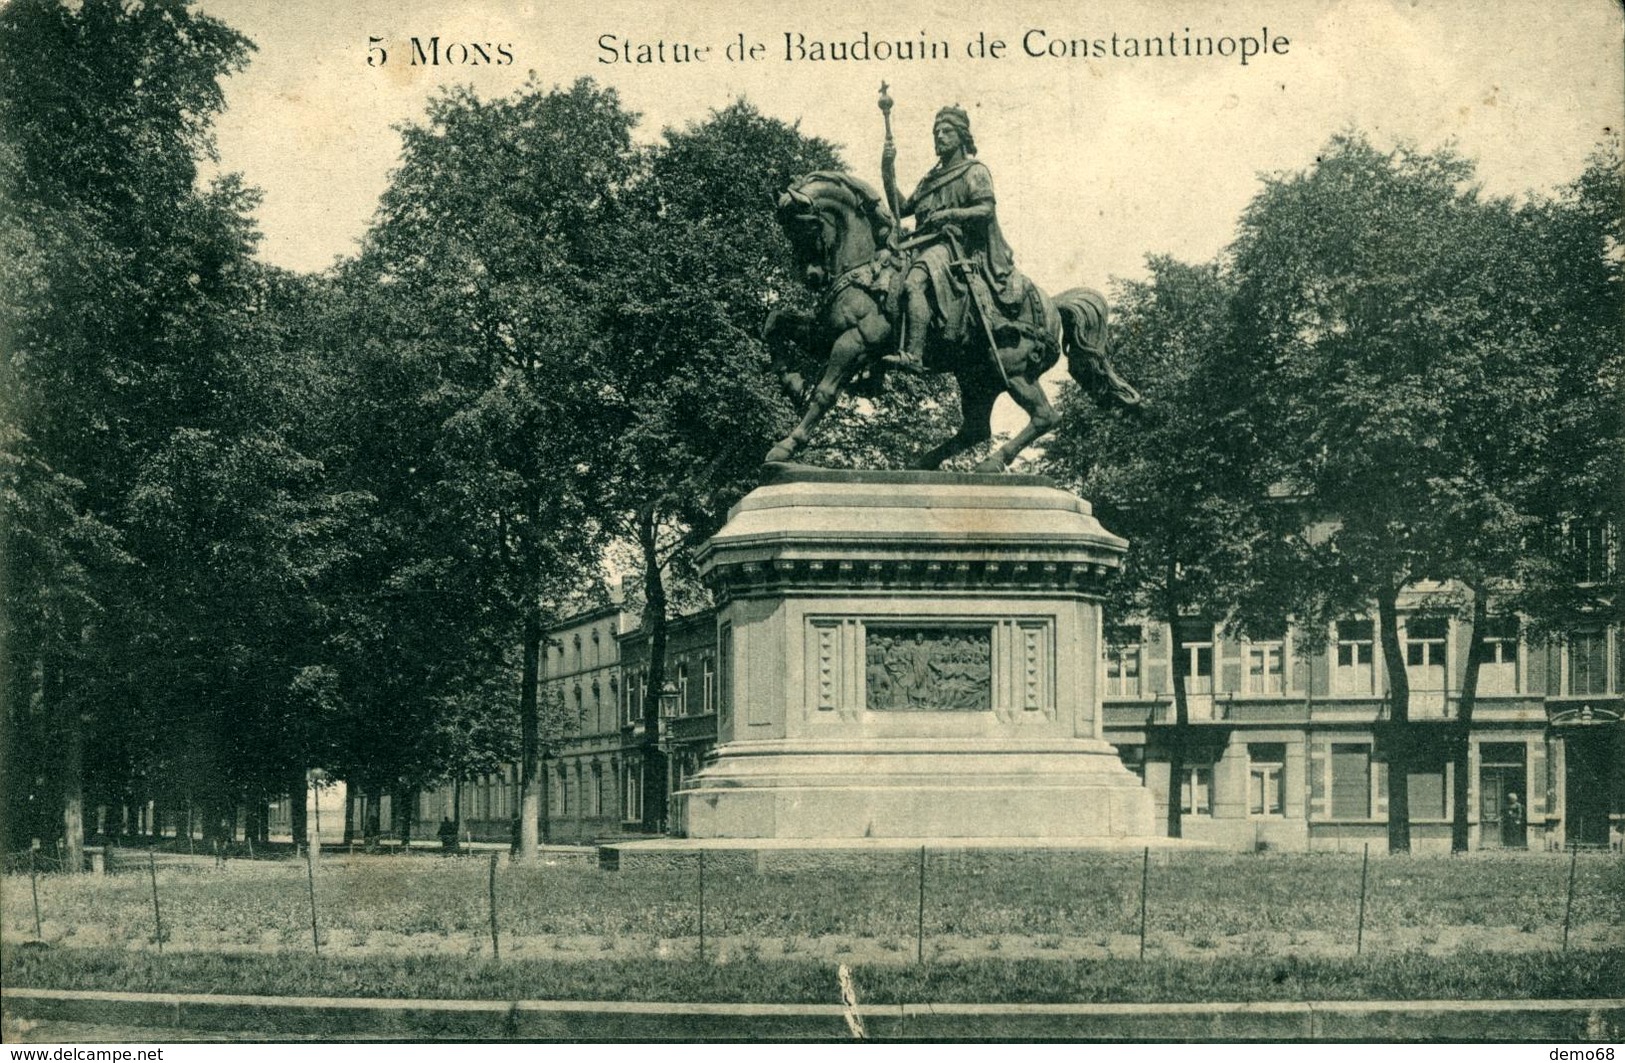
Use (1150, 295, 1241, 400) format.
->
(638, 510, 669, 834)
(342, 783, 356, 845)
(289, 769, 308, 847)
(397, 785, 415, 848)
(516, 604, 543, 860)
(1451, 589, 1489, 853)
(1163, 612, 1190, 840)
(539, 747, 552, 844)
(363, 788, 382, 846)
(1376, 586, 1412, 854)
(55, 655, 86, 873)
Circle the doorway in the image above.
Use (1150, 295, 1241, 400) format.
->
(1563, 730, 1614, 848)
(1479, 742, 1527, 849)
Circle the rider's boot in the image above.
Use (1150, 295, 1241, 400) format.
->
(882, 288, 930, 374)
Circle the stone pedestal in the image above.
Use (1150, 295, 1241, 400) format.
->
(677, 466, 1154, 840)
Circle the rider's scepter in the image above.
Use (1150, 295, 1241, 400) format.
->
(878, 82, 902, 221)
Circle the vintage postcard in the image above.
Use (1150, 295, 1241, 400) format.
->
(2, 0, 1621, 1047)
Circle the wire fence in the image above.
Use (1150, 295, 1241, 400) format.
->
(4, 842, 1622, 965)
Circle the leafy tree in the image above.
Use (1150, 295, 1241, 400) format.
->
(1044, 256, 1293, 837)
(0, 0, 254, 864)
(344, 78, 635, 857)
(1228, 133, 1602, 853)
(121, 427, 365, 843)
(589, 103, 863, 830)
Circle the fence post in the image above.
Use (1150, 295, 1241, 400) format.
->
(697, 850, 707, 963)
(1356, 842, 1370, 956)
(1138, 846, 1150, 961)
(488, 851, 501, 963)
(916, 846, 927, 965)
(305, 837, 321, 955)
(1562, 841, 1579, 953)
(147, 850, 164, 954)
(28, 848, 42, 940)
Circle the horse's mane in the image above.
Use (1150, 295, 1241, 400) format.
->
(792, 170, 899, 251)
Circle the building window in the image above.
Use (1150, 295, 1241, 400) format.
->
(590, 764, 603, 816)
(560, 766, 572, 815)
(1480, 617, 1520, 695)
(1175, 622, 1215, 718)
(702, 656, 715, 714)
(1177, 637, 1214, 696)
(1334, 620, 1376, 695)
(1568, 630, 1609, 695)
(1105, 626, 1142, 697)
(591, 681, 602, 728)
(1405, 617, 1448, 712)
(1180, 764, 1213, 815)
(676, 662, 690, 716)
(624, 759, 642, 822)
(1245, 642, 1284, 695)
(719, 623, 733, 726)
(1248, 743, 1285, 816)
(1330, 743, 1372, 819)
(1407, 757, 1448, 820)
(625, 670, 643, 725)
(1567, 521, 1612, 585)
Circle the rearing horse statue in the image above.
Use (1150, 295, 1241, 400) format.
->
(763, 171, 1142, 472)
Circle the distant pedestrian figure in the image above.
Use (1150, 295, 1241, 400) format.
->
(1502, 792, 1526, 849)
(437, 816, 460, 855)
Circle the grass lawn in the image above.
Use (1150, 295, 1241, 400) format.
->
(3, 848, 1621, 968)
(5, 944, 1623, 1005)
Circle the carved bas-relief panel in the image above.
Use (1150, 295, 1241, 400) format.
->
(865, 626, 992, 712)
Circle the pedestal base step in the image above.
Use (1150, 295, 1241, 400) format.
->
(678, 742, 1155, 840)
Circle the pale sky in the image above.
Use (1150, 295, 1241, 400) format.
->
(202, 0, 1623, 286)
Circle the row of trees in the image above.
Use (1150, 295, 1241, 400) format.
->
(1044, 134, 1623, 851)
(1, 0, 939, 864)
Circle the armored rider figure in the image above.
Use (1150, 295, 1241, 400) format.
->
(881, 105, 1027, 373)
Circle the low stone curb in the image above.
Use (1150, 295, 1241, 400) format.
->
(5, 988, 1623, 1041)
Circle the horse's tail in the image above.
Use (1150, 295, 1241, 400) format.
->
(1055, 287, 1144, 413)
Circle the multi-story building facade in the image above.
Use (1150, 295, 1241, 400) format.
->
(422, 595, 1621, 851)
(617, 612, 721, 836)
(1101, 605, 1623, 852)
(418, 601, 635, 844)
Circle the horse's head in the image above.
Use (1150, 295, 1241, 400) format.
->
(776, 172, 896, 291)
(776, 179, 833, 289)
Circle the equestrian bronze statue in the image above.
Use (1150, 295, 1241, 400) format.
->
(764, 88, 1142, 472)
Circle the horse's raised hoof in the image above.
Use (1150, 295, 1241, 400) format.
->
(973, 457, 1007, 474)
(765, 442, 796, 464)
